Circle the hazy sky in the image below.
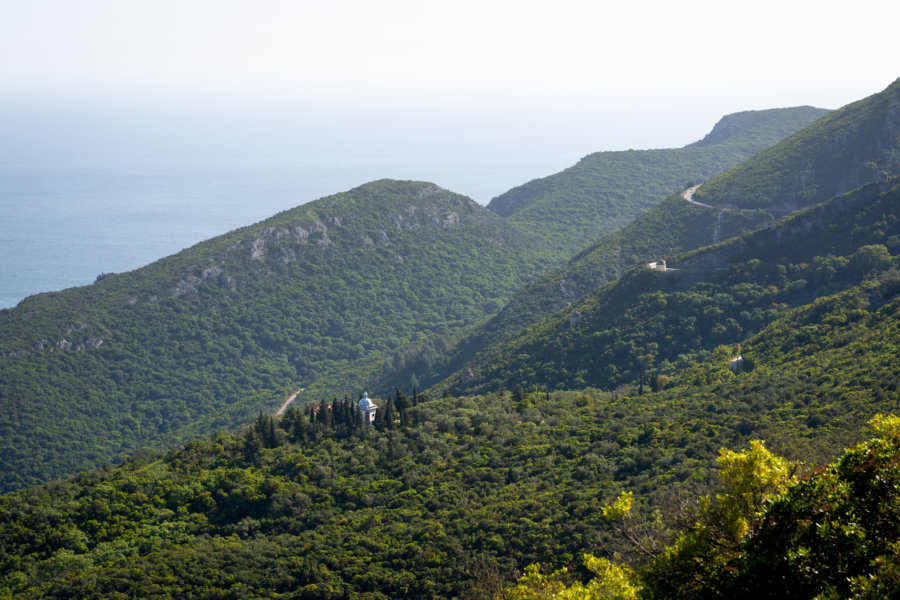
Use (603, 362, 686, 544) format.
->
(1, 0, 897, 162)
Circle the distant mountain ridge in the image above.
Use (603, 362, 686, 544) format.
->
(693, 77, 900, 212)
(684, 106, 827, 149)
(486, 106, 829, 259)
(486, 79, 900, 335)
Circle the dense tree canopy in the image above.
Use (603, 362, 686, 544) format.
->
(0, 180, 555, 492)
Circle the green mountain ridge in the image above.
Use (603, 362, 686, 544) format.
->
(525, 79, 900, 298)
(683, 106, 827, 149)
(546, 78, 900, 297)
(0, 180, 553, 492)
(486, 106, 829, 260)
(693, 77, 900, 211)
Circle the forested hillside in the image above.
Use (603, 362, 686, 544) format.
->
(0, 104, 833, 494)
(383, 81, 900, 398)
(3, 268, 900, 597)
(443, 177, 899, 395)
(503, 79, 900, 306)
(487, 106, 828, 259)
(0, 180, 553, 492)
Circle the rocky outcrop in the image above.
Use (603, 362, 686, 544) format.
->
(0, 322, 105, 360)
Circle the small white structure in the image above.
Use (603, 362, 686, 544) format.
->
(648, 259, 667, 272)
(358, 391, 378, 426)
(730, 356, 744, 373)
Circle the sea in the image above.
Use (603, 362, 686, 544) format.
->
(0, 155, 569, 309)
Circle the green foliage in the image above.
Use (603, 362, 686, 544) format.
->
(505, 418, 900, 600)
(445, 180, 900, 397)
(4, 390, 707, 599)
(503, 439, 793, 600)
(714, 440, 792, 539)
(638, 440, 794, 599)
(602, 491, 634, 522)
(500, 554, 639, 600)
(641, 415, 900, 599)
(3, 331, 899, 600)
(0, 180, 555, 492)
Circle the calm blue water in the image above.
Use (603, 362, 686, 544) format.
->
(0, 156, 566, 309)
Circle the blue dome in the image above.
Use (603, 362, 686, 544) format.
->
(358, 392, 375, 408)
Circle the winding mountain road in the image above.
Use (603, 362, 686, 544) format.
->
(276, 387, 305, 415)
(682, 184, 714, 208)
(682, 184, 726, 242)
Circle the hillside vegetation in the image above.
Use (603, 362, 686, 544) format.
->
(392, 81, 900, 396)
(3, 271, 900, 597)
(0, 180, 553, 492)
(502, 416, 900, 600)
(487, 107, 828, 259)
(443, 178, 900, 396)
(502, 79, 900, 308)
(693, 77, 900, 211)
(0, 104, 832, 494)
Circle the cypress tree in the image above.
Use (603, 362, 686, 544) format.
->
(243, 428, 262, 463)
(395, 388, 409, 428)
(513, 385, 526, 411)
(290, 412, 308, 444)
(254, 411, 278, 448)
(267, 416, 277, 448)
(322, 401, 334, 429)
(384, 394, 396, 430)
(513, 385, 524, 404)
(342, 396, 352, 426)
(331, 397, 342, 425)
(373, 399, 385, 431)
